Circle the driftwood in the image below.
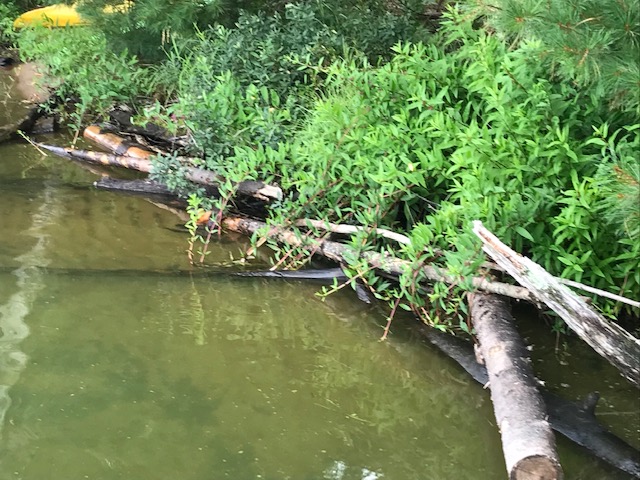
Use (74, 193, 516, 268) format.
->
(36, 142, 283, 202)
(470, 293, 563, 479)
(293, 218, 414, 246)
(83, 126, 284, 202)
(473, 221, 640, 389)
(107, 107, 189, 147)
(84, 125, 161, 159)
(220, 216, 538, 302)
(421, 326, 640, 478)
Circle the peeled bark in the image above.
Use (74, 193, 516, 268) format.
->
(470, 293, 563, 480)
(473, 221, 640, 388)
(84, 125, 158, 159)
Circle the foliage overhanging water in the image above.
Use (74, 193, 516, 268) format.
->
(0, 74, 637, 479)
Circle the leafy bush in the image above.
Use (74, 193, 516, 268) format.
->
(75, 0, 260, 61)
(185, 9, 638, 324)
(0, 2, 19, 45)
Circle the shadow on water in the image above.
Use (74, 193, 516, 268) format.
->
(0, 73, 638, 479)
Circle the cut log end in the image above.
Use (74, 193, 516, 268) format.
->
(511, 455, 563, 480)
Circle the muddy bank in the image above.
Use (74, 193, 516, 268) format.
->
(0, 57, 55, 141)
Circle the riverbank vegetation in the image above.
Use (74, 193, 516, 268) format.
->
(2, 0, 638, 332)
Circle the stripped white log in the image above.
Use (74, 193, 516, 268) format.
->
(470, 293, 563, 480)
(473, 220, 640, 388)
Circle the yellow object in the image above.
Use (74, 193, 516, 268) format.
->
(13, 2, 131, 29)
(13, 4, 88, 29)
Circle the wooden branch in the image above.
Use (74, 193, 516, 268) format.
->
(294, 218, 412, 245)
(473, 220, 640, 389)
(557, 278, 640, 309)
(220, 216, 538, 302)
(470, 293, 563, 479)
(35, 142, 282, 202)
(296, 218, 637, 308)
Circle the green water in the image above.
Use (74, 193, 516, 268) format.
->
(1, 78, 638, 479)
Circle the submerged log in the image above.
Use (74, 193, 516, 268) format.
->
(0, 105, 41, 143)
(36, 142, 283, 202)
(421, 326, 640, 478)
(93, 177, 175, 196)
(470, 293, 563, 479)
(473, 221, 640, 389)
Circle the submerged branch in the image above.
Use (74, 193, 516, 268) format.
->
(221, 216, 537, 302)
(421, 326, 640, 477)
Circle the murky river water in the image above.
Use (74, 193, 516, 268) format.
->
(0, 70, 638, 479)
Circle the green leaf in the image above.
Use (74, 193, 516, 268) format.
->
(515, 226, 534, 242)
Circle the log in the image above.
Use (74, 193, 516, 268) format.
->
(472, 221, 640, 388)
(93, 177, 175, 196)
(107, 108, 189, 147)
(84, 125, 158, 159)
(470, 293, 563, 479)
(420, 326, 640, 478)
(35, 142, 283, 202)
(220, 216, 538, 302)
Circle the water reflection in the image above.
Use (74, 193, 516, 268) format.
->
(0, 183, 59, 433)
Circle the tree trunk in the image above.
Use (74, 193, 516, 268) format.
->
(470, 292, 564, 479)
(473, 221, 640, 388)
(420, 326, 640, 478)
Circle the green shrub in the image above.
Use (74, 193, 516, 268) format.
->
(194, 9, 639, 323)
(0, 2, 19, 45)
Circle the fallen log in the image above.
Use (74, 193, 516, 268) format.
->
(35, 142, 283, 202)
(93, 177, 175, 196)
(107, 107, 189, 147)
(473, 221, 640, 389)
(470, 293, 563, 479)
(421, 326, 640, 478)
(220, 216, 538, 302)
(84, 124, 159, 159)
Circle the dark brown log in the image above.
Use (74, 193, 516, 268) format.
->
(470, 293, 563, 479)
(473, 221, 640, 389)
(35, 142, 283, 202)
(93, 177, 175, 196)
(0, 105, 41, 143)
